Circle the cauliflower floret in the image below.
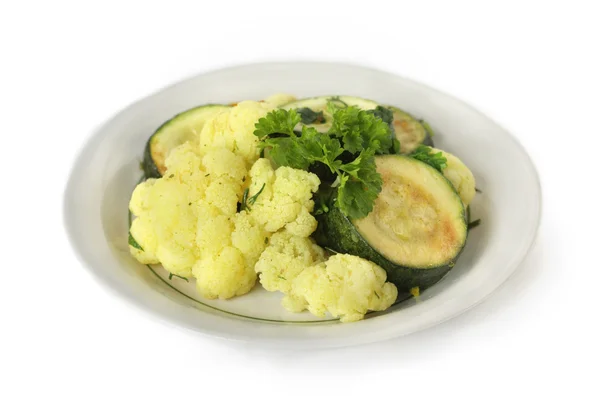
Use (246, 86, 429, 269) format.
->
(272, 167, 320, 210)
(129, 178, 157, 217)
(285, 207, 318, 237)
(232, 211, 269, 266)
(248, 159, 321, 233)
(128, 217, 160, 264)
(433, 148, 476, 207)
(203, 177, 242, 216)
(164, 143, 204, 177)
(199, 101, 271, 164)
(129, 171, 204, 277)
(262, 93, 297, 108)
(255, 231, 325, 294)
(202, 147, 246, 183)
(196, 209, 233, 254)
(129, 145, 248, 279)
(282, 254, 398, 323)
(193, 246, 256, 300)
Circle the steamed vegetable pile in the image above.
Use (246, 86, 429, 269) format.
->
(128, 94, 478, 323)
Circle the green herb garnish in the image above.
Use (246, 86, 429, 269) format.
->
(240, 188, 250, 211)
(254, 106, 393, 219)
(328, 96, 349, 108)
(367, 106, 394, 126)
(410, 145, 448, 172)
(247, 184, 265, 206)
(297, 108, 325, 125)
(128, 232, 143, 251)
(168, 273, 189, 282)
(240, 184, 266, 211)
(468, 219, 481, 230)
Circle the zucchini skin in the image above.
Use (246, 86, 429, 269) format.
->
(422, 133, 434, 147)
(143, 138, 161, 179)
(315, 206, 460, 292)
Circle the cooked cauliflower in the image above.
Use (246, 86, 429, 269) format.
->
(262, 93, 297, 107)
(193, 246, 256, 300)
(128, 145, 247, 278)
(248, 159, 321, 233)
(128, 217, 160, 265)
(129, 165, 205, 278)
(255, 230, 325, 294)
(433, 148, 476, 206)
(199, 101, 271, 165)
(282, 254, 398, 323)
(231, 211, 269, 267)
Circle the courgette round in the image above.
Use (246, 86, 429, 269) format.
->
(388, 106, 433, 154)
(316, 155, 467, 291)
(143, 104, 230, 178)
(281, 96, 379, 133)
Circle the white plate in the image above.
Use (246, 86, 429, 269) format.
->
(63, 62, 541, 348)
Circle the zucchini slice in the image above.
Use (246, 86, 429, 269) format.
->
(281, 96, 379, 132)
(317, 155, 467, 291)
(388, 106, 433, 154)
(143, 104, 230, 178)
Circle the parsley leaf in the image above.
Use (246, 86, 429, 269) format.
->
(297, 108, 325, 125)
(337, 175, 380, 219)
(253, 107, 389, 220)
(337, 150, 382, 218)
(261, 137, 309, 169)
(329, 106, 393, 155)
(367, 106, 394, 126)
(254, 109, 300, 138)
(411, 145, 448, 172)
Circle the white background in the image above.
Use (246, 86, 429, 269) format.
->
(1, 1, 598, 401)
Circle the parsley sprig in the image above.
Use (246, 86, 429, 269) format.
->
(410, 145, 448, 172)
(254, 104, 393, 219)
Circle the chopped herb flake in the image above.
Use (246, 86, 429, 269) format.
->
(128, 232, 143, 251)
(168, 273, 189, 282)
(468, 219, 482, 230)
(297, 107, 325, 125)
